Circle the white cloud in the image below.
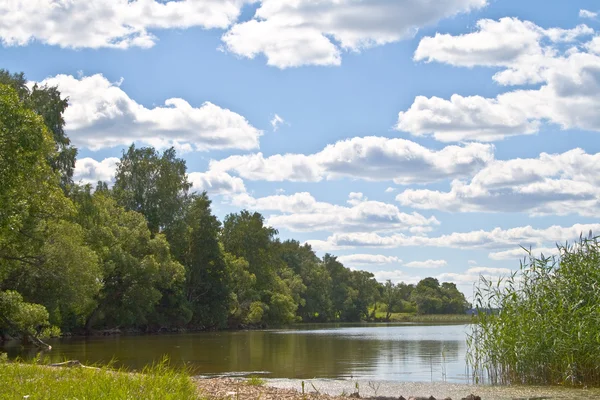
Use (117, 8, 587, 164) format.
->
(307, 223, 600, 251)
(337, 254, 402, 267)
(74, 156, 246, 197)
(232, 191, 439, 233)
(396, 92, 541, 142)
(396, 149, 600, 216)
(580, 10, 598, 20)
(404, 259, 447, 269)
(488, 246, 561, 261)
(221, 0, 487, 68)
(210, 137, 494, 184)
(385, 187, 396, 193)
(468, 260, 478, 265)
(372, 270, 421, 285)
(270, 114, 286, 131)
(0, 0, 248, 49)
(414, 18, 593, 85)
(73, 157, 119, 186)
(188, 170, 246, 196)
(40, 74, 261, 152)
(399, 18, 600, 142)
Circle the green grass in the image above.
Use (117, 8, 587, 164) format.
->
(246, 375, 266, 386)
(0, 357, 203, 400)
(370, 309, 474, 324)
(468, 237, 600, 386)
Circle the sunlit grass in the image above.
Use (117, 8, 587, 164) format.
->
(246, 375, 266, 386)
(468, 236, 600, 386)
(0, 356, 203, 399)
(370, 308, 474, 324)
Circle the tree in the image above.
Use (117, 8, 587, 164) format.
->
(113, 145, 191, 235)
(0, 70, 76, 187)
(222, 211, 305, 325)
(72, 188, 186, 330)
(0, 291, 53, 345)
(0, 83, 97, 333)
(410, 278, 469, 315)
(166, 193, 231, 329)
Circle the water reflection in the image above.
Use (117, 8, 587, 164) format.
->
(2, 324, 470, 382)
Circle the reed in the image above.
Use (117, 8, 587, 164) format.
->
(467, 235, 600, 386)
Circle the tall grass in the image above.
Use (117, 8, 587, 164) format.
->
(467, 235, 600, 386)
(0, 356, 203, 399)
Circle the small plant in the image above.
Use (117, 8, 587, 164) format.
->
(246, 376, 266, 386)
(368, 380, 381, 396)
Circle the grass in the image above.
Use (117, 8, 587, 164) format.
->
(370, 309, 474, 324)
(468, 236, 600, 386)
(0, 356, 203, 399)
(246, 376, 266, 386)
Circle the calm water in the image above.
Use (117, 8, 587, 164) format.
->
(2, 323, 471, 383)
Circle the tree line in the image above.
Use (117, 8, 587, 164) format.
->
(0, 70, 469, 342)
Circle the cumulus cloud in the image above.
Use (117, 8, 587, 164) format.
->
(396, 148, 600, 216)
(580, 10, 598, 20)
(188, 170, 246, 196)
(399, 18, 600, 141)
(0, 0, 247, 49)
(404, 259, 447, 269)
(337, 254, 402, 267)
(74, 156, 246, 197)
(221, 0, 487, 68)
(40, 74, 261, 152)
(73, 157, 119, 186)
(306, 223, 600, 251)
(232, 191, 439, 233)
(210, 137, 494, 184)
(488, 246, 561, 261)
(371, 270, 422, 285)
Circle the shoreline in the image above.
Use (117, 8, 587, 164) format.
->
(0, 315, 474, 344)
(196, 377, 600, 400)
(2, 360, 600, 400)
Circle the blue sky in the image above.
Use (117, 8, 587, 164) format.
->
(3, 0, 600, 296)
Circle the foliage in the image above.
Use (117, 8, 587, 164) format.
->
(113, 144, 191, 235)
(166, 193, 230, 329)
(0, 291, 52, 338)
(468, 237, 600, 386)
(0, 69, 76, 187)
(411, 278, 469, 315)
(72, 189, 186, 330)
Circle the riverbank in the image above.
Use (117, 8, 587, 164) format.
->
(3, 360, 600, 400)
(0, 360, 200, 399)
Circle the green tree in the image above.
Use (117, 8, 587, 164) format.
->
(166, 193, 230, 329)
(72, 189, 186, 330)
(0, 291, 53, 342)
(0, 83, 97, 333)
(0, 70, 76, 187)
(222, 212, 304, 325)
(113, 145, 191, 235)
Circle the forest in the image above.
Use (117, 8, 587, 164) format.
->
(0, 70, 469, 341)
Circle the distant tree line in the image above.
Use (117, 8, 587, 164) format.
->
(0, 70, 469, 342)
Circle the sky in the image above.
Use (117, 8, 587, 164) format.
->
(2, 0, 600, 297)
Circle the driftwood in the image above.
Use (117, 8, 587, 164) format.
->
(48, 360, 100, 370)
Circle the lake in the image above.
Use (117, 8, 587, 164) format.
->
(2, 323, 471, 383)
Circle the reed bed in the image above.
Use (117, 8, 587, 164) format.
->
(467, 235, 600, 386)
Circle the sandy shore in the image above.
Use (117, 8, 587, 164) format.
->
(194, 377, 600, 400)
